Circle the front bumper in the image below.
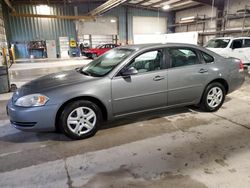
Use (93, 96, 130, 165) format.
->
(7, 100, 59, 132)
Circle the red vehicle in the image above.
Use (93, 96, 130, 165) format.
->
(82, 43, 119, 59)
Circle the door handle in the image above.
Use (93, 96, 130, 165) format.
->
(199, 68, 208, 73)
(153, 75, 165, 81)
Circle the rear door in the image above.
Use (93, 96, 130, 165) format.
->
(242, 39, 250, 64)
(166, 47, 210, 106)
(230, 39, 246, 63)
(111, 49, 167, 116)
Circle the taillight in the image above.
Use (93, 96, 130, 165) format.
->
(239, 60, 244, 72)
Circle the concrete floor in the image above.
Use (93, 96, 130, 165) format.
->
(0, 60, 250, 188)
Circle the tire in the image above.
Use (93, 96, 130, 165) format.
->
(59, 100, 102, 140)
(200, 82, 226, 112)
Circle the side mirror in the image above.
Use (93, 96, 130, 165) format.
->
(121, 67, 138, 76)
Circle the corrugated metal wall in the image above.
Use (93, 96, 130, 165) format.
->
(76, 4, 167, 44)
(3, 3, 167, 58)
(3, 4, 76, 58)
(90, 5, 167, 44)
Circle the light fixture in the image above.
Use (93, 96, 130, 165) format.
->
(162, 4, 170, 10)
(36, 5, 51, 15)
(179, 16, 201, 23)
(110, 19, 116, 23)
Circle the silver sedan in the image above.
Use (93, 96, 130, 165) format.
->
(7, 43, 245, 139)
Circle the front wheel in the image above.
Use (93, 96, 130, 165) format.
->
(59, 100, 102, 140)
(200, 82, 226, 112)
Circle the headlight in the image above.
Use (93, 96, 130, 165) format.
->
(15, 94, 49, 107)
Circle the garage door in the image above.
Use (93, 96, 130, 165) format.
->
(133, 16, 167, 44)
(78, 17, 118, 48)
(133, 16, 167, 35)
(78, 17, 118, 35)
(78, 35, 116, 48)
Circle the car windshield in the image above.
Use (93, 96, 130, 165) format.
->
(205, 39, 230, 48)
(80, 48, 134, 77)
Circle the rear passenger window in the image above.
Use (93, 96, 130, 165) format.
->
(231, 39, 243, 49)
(201, 51, 214, 63)
(244, 39, 250, 47)
(168, 48, 199, 68)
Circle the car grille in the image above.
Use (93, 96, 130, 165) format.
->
(11, 121, 37, 127)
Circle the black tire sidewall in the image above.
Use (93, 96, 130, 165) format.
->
(202, 82, 226, 112)
(59, 100, 102, 140)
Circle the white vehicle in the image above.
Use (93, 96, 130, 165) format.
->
(205, 37, 250, 66)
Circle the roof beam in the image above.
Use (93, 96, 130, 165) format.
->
(135, 0, 151, 5)
(4, 0, 16, 12)
(11, 12, 94, 20)
(88, 0, 128, 16)
(125, 3, 166, 12)
(148, 0, 169, 7)
(11, 0, 106, 5)
(192, 0, 224, 8)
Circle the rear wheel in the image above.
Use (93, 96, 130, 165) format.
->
(200, 82, 226, 112)
(59, 100, 102, 139)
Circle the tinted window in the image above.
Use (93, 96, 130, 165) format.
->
(231, 39, 243, 49)
(244, 39, 250, 47)
(168, 48, 199, 68)
(127, 50, 163, 73)
(205, 39, 230, 48)
(201, 51, 214, 63)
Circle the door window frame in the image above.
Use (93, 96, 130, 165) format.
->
(166, 47, 204, 69)
(243, 39, 250, 48)
(114, 48, 167, 77)
(230, 39, 243, 49)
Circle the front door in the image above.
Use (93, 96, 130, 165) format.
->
(166, 47, 209, 106)
(111, 49, 167, 116)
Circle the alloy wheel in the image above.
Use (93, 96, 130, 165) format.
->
(67, 107, 97, 136)
(206, 86, 223, 108)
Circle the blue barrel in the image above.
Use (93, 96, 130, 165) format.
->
(0, 66, 10, 94)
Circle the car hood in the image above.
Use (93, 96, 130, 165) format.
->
(14, 70, 96, 98)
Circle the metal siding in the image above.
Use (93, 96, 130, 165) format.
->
(3, 4, 76, 58)
(105, 6, 167, 43)
(3, 3, 167, 58)
(76, 4, 167, 43)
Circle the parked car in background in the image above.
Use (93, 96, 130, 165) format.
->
(7, 43, 245, 140)
(82, 43, 119, 59)
(205, 37, 250, 66)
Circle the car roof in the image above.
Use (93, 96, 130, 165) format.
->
(212, 37, 250, 40)
(118, 43, 201, 51)
(117, 42, 223, 60)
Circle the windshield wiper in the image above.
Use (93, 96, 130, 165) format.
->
(80, 70, 92, 76)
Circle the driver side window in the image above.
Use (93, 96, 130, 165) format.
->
(127, 50, 163, 74)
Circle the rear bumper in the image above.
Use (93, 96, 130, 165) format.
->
(7, 100, 59, 132)
(228, 73, 245, 94)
